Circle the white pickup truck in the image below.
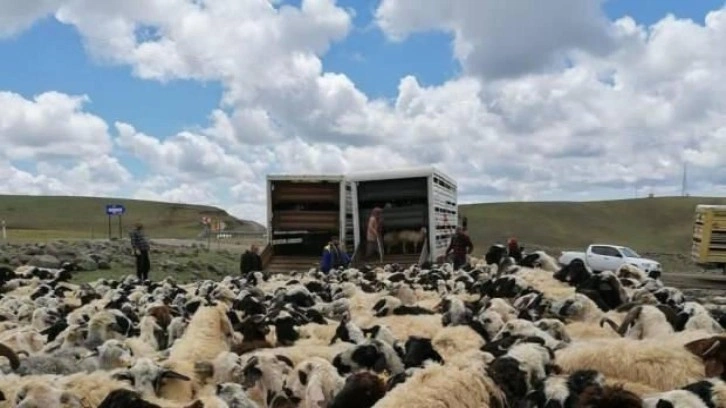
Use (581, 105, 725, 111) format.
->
(558, 244, 661, 274)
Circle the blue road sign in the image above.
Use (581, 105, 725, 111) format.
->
(106, 204, 126, 216)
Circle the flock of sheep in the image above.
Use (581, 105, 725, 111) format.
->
(2, 243, 726, 407)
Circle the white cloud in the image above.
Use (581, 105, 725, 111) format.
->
(0, 0, 63, 38)
(375, 0, 617, 79)
(114, 122, 255, 182)
(2, 1, 726, 225)
(0, 91, 112, 160)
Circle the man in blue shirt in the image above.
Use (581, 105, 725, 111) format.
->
(320, 235, 350, 274)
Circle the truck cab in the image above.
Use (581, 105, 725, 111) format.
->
(559, 244, 661, 274)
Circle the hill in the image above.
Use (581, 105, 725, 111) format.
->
(0, 195, 264, 241)
(459, 196, 726, 255)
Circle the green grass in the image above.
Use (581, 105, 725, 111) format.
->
(70, 248, 242, 284)
(459, 196, 726, 254)
(0, 195, 264, 242)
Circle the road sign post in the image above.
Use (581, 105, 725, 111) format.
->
(105, 204, 127, 240)
(1, 220, 5, 241)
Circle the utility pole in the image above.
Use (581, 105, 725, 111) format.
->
(681, 162, 688, 197)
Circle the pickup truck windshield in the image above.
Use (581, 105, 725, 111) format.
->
(618, 247, 640, 258)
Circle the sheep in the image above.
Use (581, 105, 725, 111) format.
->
(328, 371, 386, 408)
(397, 227, 427, 254)
(487, 342, 560, 406)
(329, 313, 366, 345)
(373, 350, 504, 408)
(284, 357, 345, 407)
(600, 304, 675, 339)
(492, 319, 565, 350)
(332, 339, 404, 376)
(4, 244, 726, 408)
(556, 338, 706, 391)
(524, 369, 605, 407)
(215, 383, 260, 408)
(383, 232, 401, 255)
(159, 303, 236, 402)
(642, 390, 711, 407)
(682, 302, 726, 334)
(519, 251, 561, 273)
(113, 357, 192, 398)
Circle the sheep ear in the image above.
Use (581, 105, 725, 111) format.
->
(162, 370, 191, 382)
(112, 371, 134, 383)
(685, 338, 723, 358)
(306, 380, 326, 408)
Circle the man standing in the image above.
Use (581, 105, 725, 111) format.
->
(320, 235, 350, 274)
(240, 244, 262, 277)
(507, 237, 523, 262)
(365, 207, 383, 262)
(129, 222, 151, 281)
(446, 226, 474, 271)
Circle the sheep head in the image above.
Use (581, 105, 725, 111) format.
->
(112, 358, 191, 397)
(600, 305, 643, 337)
(216, 383, 257, 408)
(685, 336, 726, 378)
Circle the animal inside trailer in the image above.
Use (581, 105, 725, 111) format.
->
(347, 167, 458, 265)
(264, 175, 347, 273)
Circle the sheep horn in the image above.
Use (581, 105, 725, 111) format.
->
(0, 342, 19, 370)
(162, 369, 191, 382)
(616, 306, 643, 337)
(599, 318, 619, 333)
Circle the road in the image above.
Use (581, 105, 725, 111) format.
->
(663, 272, 726, 290)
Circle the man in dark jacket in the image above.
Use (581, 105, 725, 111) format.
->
(240, 245, 262, 277)
(507, 237, 523, 262)
(129, 222, 151, 281)
(446, 227, 474, 271)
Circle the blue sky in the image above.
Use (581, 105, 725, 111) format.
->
(1, 0, 721, 140)
(2, 0, 726, 221)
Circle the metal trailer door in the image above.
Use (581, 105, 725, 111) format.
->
(351, 181, 360, 252)
(427, 174, 435, 263)
(343, 181, 355, 254)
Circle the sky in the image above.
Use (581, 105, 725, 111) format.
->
(2, 0, 726, 224)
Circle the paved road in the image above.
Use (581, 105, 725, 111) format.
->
(663, 272, 726, 290)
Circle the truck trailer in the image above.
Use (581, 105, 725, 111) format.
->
(264, 175, 347, 273)
(347, 166, 458, 265)
(691, 204, 726, 274)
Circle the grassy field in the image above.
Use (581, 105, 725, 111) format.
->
(0, 195, 264, 242)
(459, 196, 726, 255)
(71, 245, 245, 284)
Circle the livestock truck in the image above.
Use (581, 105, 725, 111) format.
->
(263, 174, 347, 273)
(346, 166, 458, 265)
(691, 204, 726, 274)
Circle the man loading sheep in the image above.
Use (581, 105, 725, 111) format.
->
(129, 222, 151, 281)
(320, 235, 350, 274)
(366, 207, 383, 262)
(446, 226, 473, 270)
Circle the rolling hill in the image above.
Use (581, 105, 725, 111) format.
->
(459, 196, 726, 255)
(0, 195, 264, 241)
